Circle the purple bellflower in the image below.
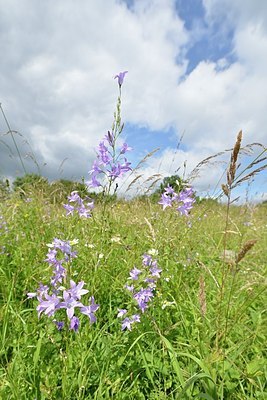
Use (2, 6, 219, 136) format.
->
(88, 72, 132, 191)
(119, 252, 162, 331)
(114, 71, 128, 86)
(28, 240, 99, 332)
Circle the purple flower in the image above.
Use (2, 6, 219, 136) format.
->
(67, 191, 83, 205)
(70, 316, 80, 332)
(80, 296, 99, 324)
(59, 291, 83, 319)
(159, 185, 195, 216)
(89, 173, 102, 188)
(64, 192, 94, 218)
(129, 267, 142, 280)
(119, 252, 162, 331)
(68, 280, 89, 300)
(121, 314, 141, 331)
(158, 194, 173, 210)
(88, 80, 132, 189)
(132, 314, 141, 323)
(177, 203, 191, 216)
(45, 249, 58, 264)
(105, 131, 115, 147)
(125, 284, 134, 292)
(53, 320, 64, 331)
(63, 203, 75, 216)
(122, 317, 133, 331)
(27, 283, 49, 301)
(114, 71, 128, 86)
(164, 184, 175, 195)
(120, 158, 132, 174)
(150, 261, 162, 278)
(120, 143, 132, 154)
(134, 287, 154, 313)
(28, 238, 99, 332)
(117, 308, 127, 318)
(37, 293, 61, 318)
(50, 263, 66, 287)
(142, 254, 152, 267)
(89, 160, 102, 175)
(98, 141, 111, 165)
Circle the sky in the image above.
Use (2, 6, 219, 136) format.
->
(0, 0, 266, 201)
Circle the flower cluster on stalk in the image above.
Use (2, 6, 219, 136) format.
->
(88, 71, 132, 190)
(27, 239, 99, 332)
(118, 252, 162, 331)
(158, 185, 195, 216)
(63, 191, 94, 218)
(88, 136, 132, 188)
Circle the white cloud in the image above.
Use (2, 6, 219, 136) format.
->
(0, 0, 266, 197)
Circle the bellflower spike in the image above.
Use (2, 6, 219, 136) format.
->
(119, 252, 162, 331)
(28, 239, 99, 333)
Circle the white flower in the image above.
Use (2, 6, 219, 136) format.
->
(70, 238, 79, 245)
(147, 248, 158, 256)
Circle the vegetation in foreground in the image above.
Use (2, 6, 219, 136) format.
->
(0, 187, 266, 399)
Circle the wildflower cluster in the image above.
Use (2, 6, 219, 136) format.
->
(158, 185, 195, 216)
(88, 71, 132, 190)
(118, 252, 162, 331)
(89, 136, 132, 188)
(63, 191, 94, 218)
(27, 239, 99, 332)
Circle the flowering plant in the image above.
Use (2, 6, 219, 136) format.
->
(88, 71, 132, 194)
(158, 185, 195, 216)
(118, 252, 162, 331)
(28, 239, 99, 332)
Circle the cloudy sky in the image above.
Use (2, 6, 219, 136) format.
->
(0, 0, 266, 200)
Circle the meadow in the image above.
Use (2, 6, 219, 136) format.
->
(0, 73, 266, 399)
(0, 178, 266, 399)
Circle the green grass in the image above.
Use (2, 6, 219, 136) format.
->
(0, 192, 266, 399)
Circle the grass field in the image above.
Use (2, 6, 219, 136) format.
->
(0, 187, 266, 399)
(0, 76, 266, 399)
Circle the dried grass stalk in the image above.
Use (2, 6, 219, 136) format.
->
(236, 239, 257, 264)
(228, 130, 242, 185)
(198, 274, 207, 317)
(221, 184, 230, 197)
(135, 148, 160, 170)
(144, 177, 162, 194)
(126, 174, 143, 192)
(232, 164, 267, 188)
(144, 217, 156, 242)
